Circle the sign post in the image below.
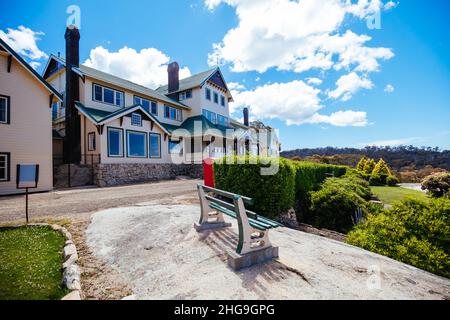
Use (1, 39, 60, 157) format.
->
(16, 164, 39, 224)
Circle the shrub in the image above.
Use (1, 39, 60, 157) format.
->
(290, 161, 347, 223)
(214, 156, 296, 219)
(356, 157, 368, 171)
(421, 172, 450, 198)
(309, 176, 372, 233)
(347, 198, 450, 278)
(387, 175, 400, 186)
(369, 173, 388, 186)
(363, 158, 376, 175)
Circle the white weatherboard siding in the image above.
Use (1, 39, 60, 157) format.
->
(0, 54, 53, 195)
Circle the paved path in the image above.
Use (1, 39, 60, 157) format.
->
(0, 179, 200, 223)
(87, 204, 450, 300)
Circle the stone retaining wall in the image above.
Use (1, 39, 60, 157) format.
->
(93, 163, 203, 187)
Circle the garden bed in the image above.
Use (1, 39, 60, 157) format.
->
(0, 225, 69, 300)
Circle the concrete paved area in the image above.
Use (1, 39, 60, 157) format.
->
(86, 203, 450, 300)
(0, 179, 200, 223)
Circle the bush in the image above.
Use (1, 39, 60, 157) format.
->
(387, 175, 400, 186)
(290, 161, 347, 223)
(309, 176, 372, 233)
(347, 198, 450, 278)
(421, 172, 450, 198)
(214, 156, 296, 219)
(369, 173, 388, 186)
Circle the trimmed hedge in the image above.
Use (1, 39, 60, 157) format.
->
(213, 157, 347, 220)
(214, 156, 296, 219)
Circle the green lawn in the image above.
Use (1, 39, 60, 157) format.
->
(0, 226, 68, 300)
(370, 186, 430, 205)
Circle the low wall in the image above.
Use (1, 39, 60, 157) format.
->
(94, 163, 203, 187)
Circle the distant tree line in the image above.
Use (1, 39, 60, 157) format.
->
(281, 146, 450, 172)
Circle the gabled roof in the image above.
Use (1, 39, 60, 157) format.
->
(74, 101, 170, 134)
(162, 115, 234, 136)
(156, 67, 231, 96)
(0, 38, 62, 101)
(42, 55, 189, 110)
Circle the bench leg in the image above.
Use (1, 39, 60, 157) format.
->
(195, 186, 231, 232)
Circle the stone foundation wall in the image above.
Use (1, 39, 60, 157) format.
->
(93, 163, 203, 187)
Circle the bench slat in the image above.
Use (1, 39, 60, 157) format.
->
(208, 202, 272, 231)
(200, 185, 254, 205)
(206, 195, 281, 228)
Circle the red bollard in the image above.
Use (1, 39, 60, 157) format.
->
(203, 158, 215, 188)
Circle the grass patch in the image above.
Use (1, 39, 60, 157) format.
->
(0, 226, 68, 300)
(371, 186, 429, 205)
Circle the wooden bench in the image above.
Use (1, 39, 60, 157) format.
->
(195, 185, 281, 269)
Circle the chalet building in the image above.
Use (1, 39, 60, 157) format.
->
(0, 38, 62, 195)
(43, 26, 279, 186)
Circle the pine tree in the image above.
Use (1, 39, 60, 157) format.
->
(356, 157, 367, 172)
(363, 158, 376, 175)
(372, 158, 392, 176)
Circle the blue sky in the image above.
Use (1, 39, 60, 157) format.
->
(1, 0, 449, 151)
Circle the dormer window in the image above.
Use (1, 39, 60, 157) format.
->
(205, 88, 211, 101)
(179, 90, 192, 101)
(131, 113, 142, 126)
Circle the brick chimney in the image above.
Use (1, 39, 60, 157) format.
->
(243, 107, 249, 126)
(64, 25, 81, 164)
(167, 62, 180, 93)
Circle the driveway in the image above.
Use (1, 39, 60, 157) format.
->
(0, 179, 201, 223)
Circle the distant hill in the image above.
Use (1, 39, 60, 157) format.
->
(281, 146, 450, 182)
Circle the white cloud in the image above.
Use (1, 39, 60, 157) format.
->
(83, 46, 191, 89)
(328, 72, 374, 101)
(384, 1, 398, 10)
(228, 82, 246, 91)
(306, 77, 323, 86)
(384, 84, 395, 93)
(0, 25, 48, 62)
(206, 0, 394, 74)
(29, 61, 41, 70)
(230, 80, 367, 127)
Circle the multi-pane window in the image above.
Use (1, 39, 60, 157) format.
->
(107, 127, 123, 157)
(169, 140, 183, 154)
(149, 133, 161, 158)
(134, 96, 157, 115)
(164, 105, 182, 121)
(131, 113, 142, 126)
(205, 88, 211, 101)
(0, 95, 10, 124)
(93, 84, 124, 107)
(220, 95, 225, 107)
(179, 90, 192, 101)
(0, 153, 9, 181)
(202, 109, 217, 124)
(88, 132, 96, 151)
(127, 130, 147, 158)
(217, 114, 229, 127)
(213, 92, 219, 104)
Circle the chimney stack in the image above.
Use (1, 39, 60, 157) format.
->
(167, 62, 180, 93)
(64, 25, 81, 164)
(243, 108, 249, 127)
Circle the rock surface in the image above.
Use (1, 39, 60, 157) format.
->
(86, 204, 450, 300)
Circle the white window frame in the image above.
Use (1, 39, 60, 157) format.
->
(134, 96, 158, 115)
(0, 153, 10, 182)
(203, 109, 217, 124)
(107, 127, 124, 157)
(149, 133, 161, 158)
(88, 132, 96, 151)
(0, 95, 10, 124)
(180, 90, 192, 101)
(131, 113, 142, 127)
(217, 114, 228, 126)
(93, 83, 124, 107)
(126, 130, 148, 158)
(164, 105, 182, 122)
